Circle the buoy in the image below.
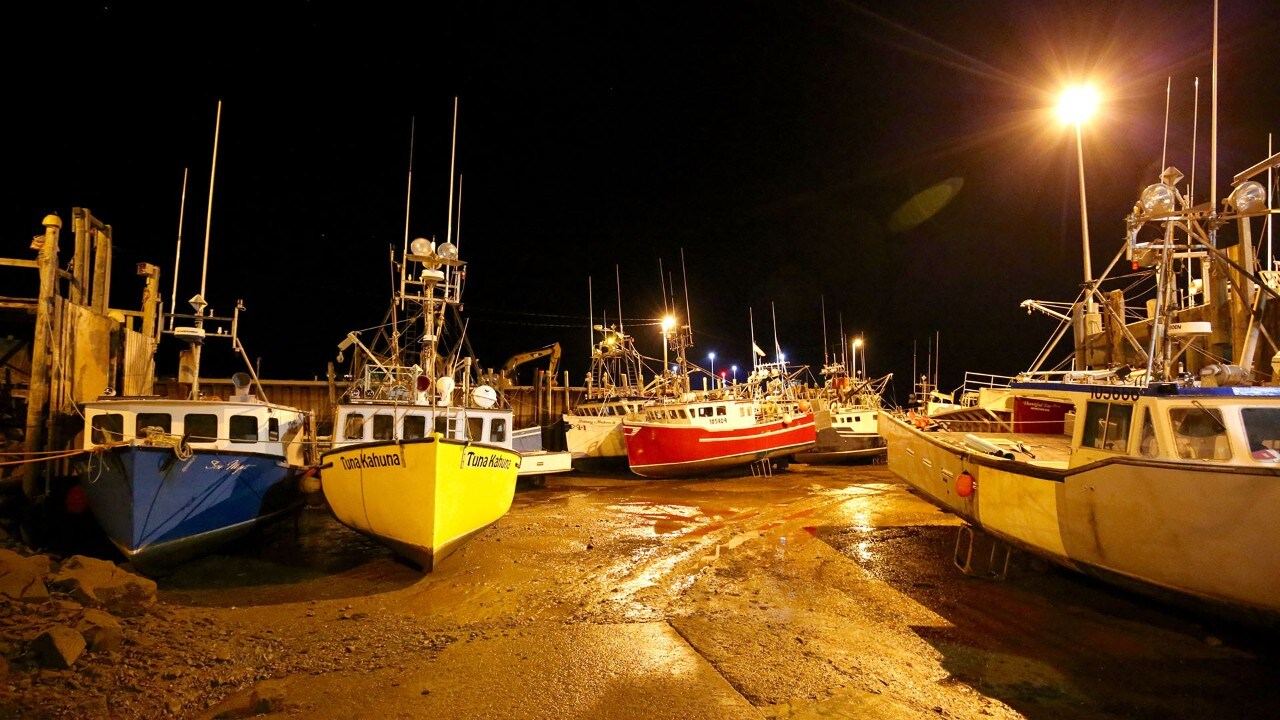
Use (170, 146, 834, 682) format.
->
(956, 471, 975, 498)
(299, 467, 322, 495)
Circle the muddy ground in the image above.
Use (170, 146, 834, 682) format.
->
(2, 464, 1278, 719)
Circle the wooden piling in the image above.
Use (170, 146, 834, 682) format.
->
(23, 215, 61, 499)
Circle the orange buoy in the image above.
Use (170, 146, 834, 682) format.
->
(956, 471, 975, 497)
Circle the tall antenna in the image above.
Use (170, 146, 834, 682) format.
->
(1190, 77, 1200, 206)
(169, 167, 188, 331)
(680, 248, 693, 336)
(455, 174, 464, 254)
(615, 264, 624, 337)
(771, 301, 781, 362)
(199, 100, 222, 302)
(402, 117, 415, 262)
(820, 295, 829, 365)
(749, 307, 759, 369)
(1209, 0, 1219, 210)
(839, 312, 846, 368)
(1269, 133, 1275, 265)
(1161, 77, 1172, 171)
(445, 97, 459, 245)
(658, 258, 668, 317)
(588, 275, 595, 359)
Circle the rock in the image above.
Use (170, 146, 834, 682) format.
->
(198, 678, 290, 719)
(250, 680, 288, 713)
(76, 609, 124, 653)
(47, 555, 156, 617)
(0, 548, 50, 602)
(31, 626, 86, 669)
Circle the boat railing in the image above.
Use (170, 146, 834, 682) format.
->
(954, 372, 1015, 406)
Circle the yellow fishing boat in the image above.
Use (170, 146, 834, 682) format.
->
(321, 431, 519, 569)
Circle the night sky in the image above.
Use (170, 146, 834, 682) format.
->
(6, 1, 1278, 401)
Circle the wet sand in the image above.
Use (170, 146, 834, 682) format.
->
(3, 464, 1277, 719)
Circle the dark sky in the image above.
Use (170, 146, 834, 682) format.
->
(6, 1, 1278, 399)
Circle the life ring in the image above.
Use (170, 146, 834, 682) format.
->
(797, 399, 811, 413)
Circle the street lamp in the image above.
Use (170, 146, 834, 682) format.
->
(708, 352, 716, 386)
(1058, 85, 1099, 302)
(852, 337, 864, 378)
(731, 365, 738, 384)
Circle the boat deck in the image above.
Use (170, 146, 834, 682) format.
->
(933, 430, 1074, 468)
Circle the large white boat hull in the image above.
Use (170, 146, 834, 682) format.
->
(880, 412, 1280, 616)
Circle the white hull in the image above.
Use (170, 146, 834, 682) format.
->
(563, 414, 628, 461)
(881, 411, 1280, 615)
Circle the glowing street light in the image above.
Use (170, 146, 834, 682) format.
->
(1058, 85, 1100, 299)
(731, 364, 738, 383)
(708, 351, 716, 385)
(660, 315, 676, 377)
(852, 337, 864, 378)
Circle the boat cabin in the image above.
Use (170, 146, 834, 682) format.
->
(640, 399, 759, 429)
(334, 405, 511, 448)
(82, 399, 306, 462)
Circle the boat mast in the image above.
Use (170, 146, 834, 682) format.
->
(169, 167, 188, 332)
(446, 97, 458, 247)
(820, 295, 829, 367)
(189, 100, 222, 400)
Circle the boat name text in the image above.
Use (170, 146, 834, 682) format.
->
(463, 451, 514, 470)
(340, 452, 403, 470)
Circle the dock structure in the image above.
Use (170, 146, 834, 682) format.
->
(1, 209, 160, 499)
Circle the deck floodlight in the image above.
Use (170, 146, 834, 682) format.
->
(1057, 85, 1098, 125)
(410, 237, 435, 256)
(436, 241, 459, 260)
(1140, 183, 1177, 215)
(1227, 181, 1267, 212)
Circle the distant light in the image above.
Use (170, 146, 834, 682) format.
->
(779, 352, 786, 362)
(731, 365, 737, 372)
(708, 352, 716, 361)
(661, 316, 676, 332)
(1058, 85, 1099, 125)
(720, 371, 727, 377)
(1139, 183, 1177, 215)
(671, 364, 679, 372)
(852, 338, 863, 349)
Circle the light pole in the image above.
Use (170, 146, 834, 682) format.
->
(731, 365, 738, 384)
(852, 337, 863, 379)
(708, 351, 716, 386)
(1058, 85, 1099, 307)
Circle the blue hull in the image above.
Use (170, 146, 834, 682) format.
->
(80, 446, 301, 571)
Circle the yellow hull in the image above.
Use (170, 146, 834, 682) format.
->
(319, 435, 520, 570)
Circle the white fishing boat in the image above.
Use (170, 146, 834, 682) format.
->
(319, 103, 520, 570)
(563, 323, 657, 469)
(881, 48, 1280, 617)
(799, 364, 891, 463)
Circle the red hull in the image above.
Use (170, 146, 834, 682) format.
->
(623, 413, 816, 477)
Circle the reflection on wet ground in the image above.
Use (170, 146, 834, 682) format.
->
(144, 463, 1279, 718)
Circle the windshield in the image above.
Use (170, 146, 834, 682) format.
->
(1241, 408, 1280, 463)
(1169, 407, 1231, 461)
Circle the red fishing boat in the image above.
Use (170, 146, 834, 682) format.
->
(623, 395, 815, 477)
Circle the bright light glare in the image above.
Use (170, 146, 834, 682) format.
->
(1057, 86, 1099, 124)
(708, 352, 716, 360)
(661, 316, 676, 332)
(852, 338, 863, 349)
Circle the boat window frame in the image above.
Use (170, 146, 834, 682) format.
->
(372, 414, 395, 441)
(490, 417, 507, 443)
(91, 413, 125, 444)
(403, 414, 427, 440)
(268, 417, 280, 442)
(185, 413, 220, 444)
(1168, 405, 1233, 461)
(135, 412, 172, 437)
(229, 415, 259, 443)
(343, 413, 366, 441)
(1080, 401, 1133, 453)
(1240, 407, 1280, 463)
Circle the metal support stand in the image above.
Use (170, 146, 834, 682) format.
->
(749, 458, 773, 477)
(953, 525, 1011, 580)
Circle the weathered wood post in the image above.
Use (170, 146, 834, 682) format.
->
(23, 215, 61, 499)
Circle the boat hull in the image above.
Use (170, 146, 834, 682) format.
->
(797, 408, 885, 463)
(319, 436, 519, 570)
(880, 412, 1280, 616)
(79, 446, 302, 571)
(624, 413, 816, 478)
(563, 414, 629, 467)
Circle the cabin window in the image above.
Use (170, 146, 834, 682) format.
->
(1081, 402, 1132, 452)
(1240, 408, 1280, 462)
(186, 414, 219, 443)
(373, 414, 395, 441)
(698, 407, 713, 418)
(403, 415, 426, 440)
(230, 416, 258, 443)
(680, 409, 690, 419)
(1170, 406, 1232, 461)
(135, 412, 171, 437)
(490, 418, 507, 443)
(268, 417, 280, 441)
(716, 406, 726, 416)
(344, 413, 365, 441)
(1136, 409, 1160, 458)
(434, 416, 450, 436)
(91, 413, 124, 444)
(467, 417, 484, 441)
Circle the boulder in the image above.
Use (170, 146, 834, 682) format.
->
(76, 609, 124, 652)
(47, 555, 156, 617)
(0, 548, 49, 603)
(31, 625, 86, 669)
